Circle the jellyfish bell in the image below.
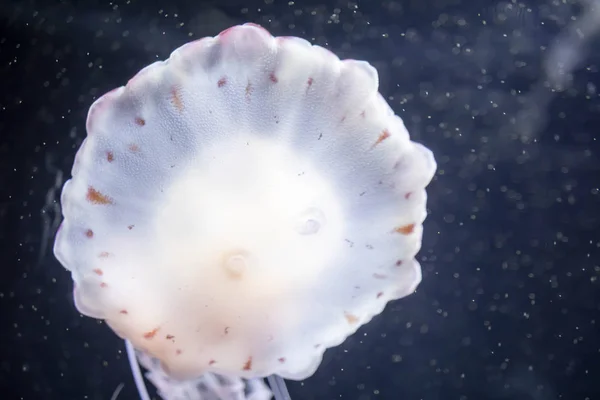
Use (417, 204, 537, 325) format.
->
(54, 23, 436, 399)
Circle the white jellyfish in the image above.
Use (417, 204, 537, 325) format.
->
(53, 23, 436, 400)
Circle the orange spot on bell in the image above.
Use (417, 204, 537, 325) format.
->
(306, 77, 314, 94)
(166, 334, 175, 340)
(278, 357, 286, 363)
(269, 72, 278, 83)
(245, 81, 253, 98)
(377, 292, 384, 298)
(128, 225, 134, 230)
(209, 359, 216, 365)
(87, 187, 113, 205)
(395, 224, 415, 235)
(175, 349, 182, 355)
(372, 129, 391, 149)
(134, 117, 145, 126)
(85, 229, 94, 238)
(243, 357, 253, 371)
(344, 312, 359, 324)
(218, 77, 227, 87)
(395, 260, 403, 267)
(128, 143, 139, 152)
(92, 268, 103, 276)
(144, 327, 160, 339)
(106, 151, 114, 162)
(99, 282, 108, 288)
(119, 309, 128, 314)
(171, 87, 184, 112)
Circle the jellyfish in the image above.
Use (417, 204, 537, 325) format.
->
(53, 23, 436, 400)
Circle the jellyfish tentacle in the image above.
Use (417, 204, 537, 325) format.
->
(126, 340, 152, 400)
(267, 375, 292, 400)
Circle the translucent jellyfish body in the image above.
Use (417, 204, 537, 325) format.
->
(54, 23, 436, 399)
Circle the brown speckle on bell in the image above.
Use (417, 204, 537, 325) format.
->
(87, 187, 113, 205)
(144, 327, 160, 339)
(171, 87, 184, 112)
(344, 312, 359, 324)
(394, 224, 415, 235)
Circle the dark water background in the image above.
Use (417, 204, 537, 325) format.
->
(1, 0, 600, 399)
